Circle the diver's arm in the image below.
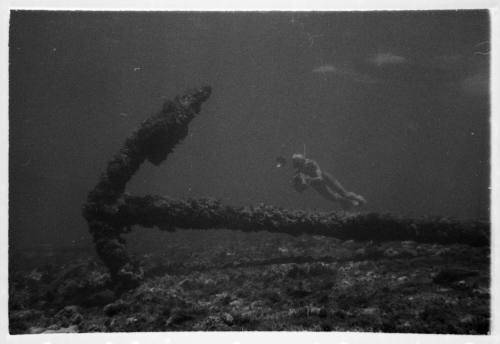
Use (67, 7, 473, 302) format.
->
(292, 172, 309, 193)
(302, 175, 323, 186)
(292, 170, 304, 179)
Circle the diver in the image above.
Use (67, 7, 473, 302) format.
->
(291, 153, 366, 210)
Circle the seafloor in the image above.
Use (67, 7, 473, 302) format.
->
(9, 229, 489, 334)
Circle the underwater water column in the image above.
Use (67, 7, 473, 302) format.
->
(82, 86, 212, 289)
(83, 85, 488, 290)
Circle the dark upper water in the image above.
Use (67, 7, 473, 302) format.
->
(9, 11, 490, 250)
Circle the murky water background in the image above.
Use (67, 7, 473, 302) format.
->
(9, 11, 489, 252)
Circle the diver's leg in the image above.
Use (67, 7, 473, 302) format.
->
(348, 192, 367, 204)
(329, 188, 360, 209)
(340, 191, 366, 204)
(322, 171, 350, 197)
(313, 184, 357, 209)
(312, 183, 341, 202)
(322, 171, 367, 204)
(339, 197, 358, 210)
(322, 189, 343, 203)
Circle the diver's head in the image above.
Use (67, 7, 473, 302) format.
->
(292, 153, 306, 168)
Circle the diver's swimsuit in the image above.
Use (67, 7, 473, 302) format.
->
(299, 159, 350, 198)
(301, 159, 322, 178)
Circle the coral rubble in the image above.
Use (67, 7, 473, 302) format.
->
(9, 232, 490, 333)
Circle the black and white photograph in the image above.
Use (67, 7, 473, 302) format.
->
(5, 6, 496, 338)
